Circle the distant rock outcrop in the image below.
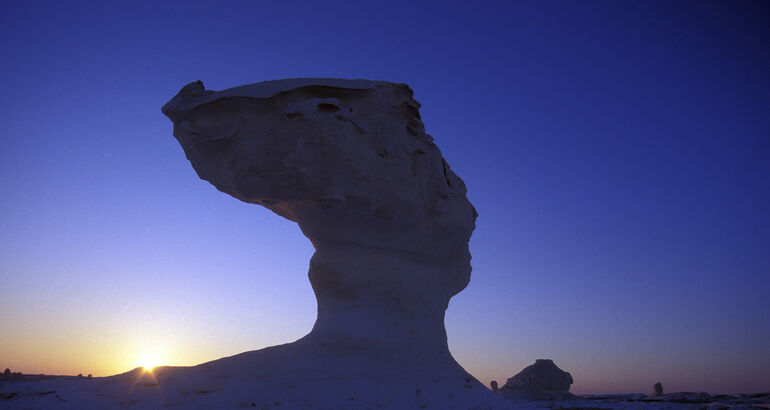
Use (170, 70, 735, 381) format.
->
(653, 382, 663, 396)
(0, 368, 23, 381)
(498, 359, 577, 401)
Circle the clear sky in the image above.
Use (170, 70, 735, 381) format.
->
(1, 0, 768, 395)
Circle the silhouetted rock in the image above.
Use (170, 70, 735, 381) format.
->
(499, 359, 577, 401)
(0, 369, 23, 381)
(653, 382, 663, 396)
(491, 380, 499, 392)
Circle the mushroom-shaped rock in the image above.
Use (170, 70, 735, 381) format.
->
(499, 359, 577, 401)
(160, 78, 503, 408)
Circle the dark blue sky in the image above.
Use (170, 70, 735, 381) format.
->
(1, 0, 768, 393)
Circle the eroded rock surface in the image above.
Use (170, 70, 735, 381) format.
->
(162, 78, 476, 352)
(158, 78, 500, 408)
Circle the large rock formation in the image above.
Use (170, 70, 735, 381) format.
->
(498, 359, 576, 401)
(156, 78, 504, 408)
(0, 78, 508, 409)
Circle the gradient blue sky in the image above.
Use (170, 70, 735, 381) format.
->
(1, 0, 768, 394)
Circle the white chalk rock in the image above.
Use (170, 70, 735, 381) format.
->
(155, 78, 503, 408)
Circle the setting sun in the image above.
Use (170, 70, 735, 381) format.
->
(137, 353, 161, 371)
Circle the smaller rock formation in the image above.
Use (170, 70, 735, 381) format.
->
(653, 382, 663, 396)
(0, 368, 23, 381)
(498, 359, 576, 401)
(490, 380, 499, 392)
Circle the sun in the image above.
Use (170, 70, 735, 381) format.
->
(137, 353, 162, 371)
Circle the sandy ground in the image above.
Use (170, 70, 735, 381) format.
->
(2, 371, 768, 409)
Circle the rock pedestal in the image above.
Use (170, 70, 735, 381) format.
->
(158, 78, 502, 408)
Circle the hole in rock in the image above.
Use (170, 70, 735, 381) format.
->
(317, 103, 340, 113)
